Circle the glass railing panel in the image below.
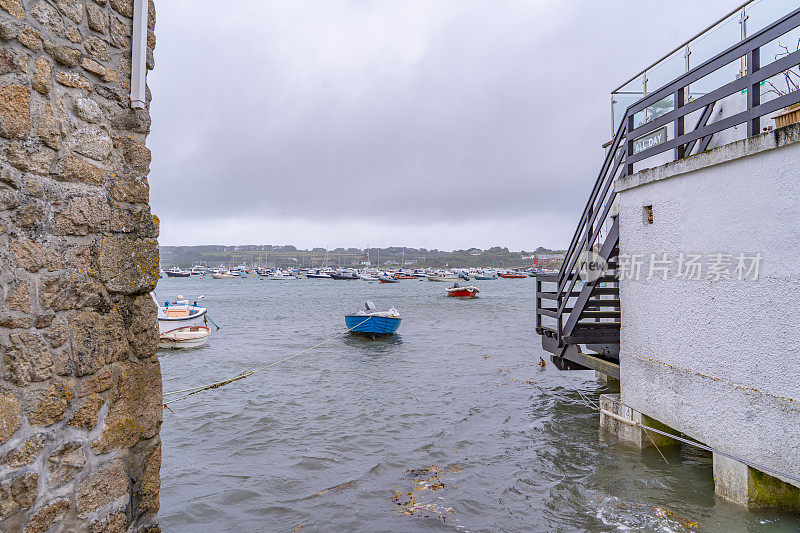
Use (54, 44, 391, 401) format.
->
(745, 0, 796, 36)
(611, 93, 641, 131)
(646, 50, 687, 92)
(688, 12, 742, 69)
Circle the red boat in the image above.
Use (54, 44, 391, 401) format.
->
(447, 285, 480, 298)
(499, 272, 526, 279)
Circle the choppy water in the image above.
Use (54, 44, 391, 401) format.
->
(157, 276, 799, 532)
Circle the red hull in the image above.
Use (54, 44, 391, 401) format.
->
(447, 289, 478, 298)
(499, 273, 526, 278)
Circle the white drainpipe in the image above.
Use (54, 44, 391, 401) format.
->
(130, 0, 149, 109)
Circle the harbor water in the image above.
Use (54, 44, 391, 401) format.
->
(157, 276, 799, 532)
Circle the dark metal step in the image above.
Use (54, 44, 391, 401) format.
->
(579, 310, 621, 319)
(586, 299, 620, 308)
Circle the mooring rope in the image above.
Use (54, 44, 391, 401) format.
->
(487, 294, 800, 486)
(162, 317, 371, 406)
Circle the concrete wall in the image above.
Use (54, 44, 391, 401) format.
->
(616, 124, 800, 488)
(0, 0, 161, 531)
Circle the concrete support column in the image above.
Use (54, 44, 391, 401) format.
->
(599, 394, 677, 449)
(713, 454, 800, 510)
(595, 371, 619, 387)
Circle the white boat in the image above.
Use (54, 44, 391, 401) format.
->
(267, 271, 297, 280)
(358, 273, 379, 281)
(155, 296, 207, 334)
(427, 274, 460, 282)
(164, 267, 191, 278)
(211, 271, 235, 279)
(159, 325, 210, 349)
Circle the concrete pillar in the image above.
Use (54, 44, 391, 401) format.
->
(595, 371, 620, 388)
(599, 394, 677, 449)
(713, 454, 800, 510)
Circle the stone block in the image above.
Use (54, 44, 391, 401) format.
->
(115, 136, 151, 173)
(5, 280, 31, 312)
(137, 442, 160, 515)
(89, 510, 127, 533)
(92, 358, 161, 453)
(54, 0, 84, 24)
(77, 458, 129, 518)
(57, 71, 91, 90)
(22, 500, 70, 533)
(81, 57, 106, 78)
(0, 48, 18, 74)
(0, 0, 24, 19)
(109, 16, 129, 49)
(47, 442, 85, 487)
(10, 240, 45, 273)
(31, 1, 66, 38)
(28, 382, 71, 426)
(110, 0, 132, 17)
(7, 143, 54, 175)
(84, 35, 110, 61)
(5, 331, 53, 385)
(58, 156, 104, 184)
(34, 103, 61, 150)
(0, 84, 30, 139)
(69, 393, 105, 429)
(0, 473, 39, 519)
(69, 308, 128, 376)
(2, 434, 44, 467)
(126, 293, 157, 359)
(54, 195, 111, 235)
(40, 274, 106, 311)
(98, 237, 159, 294)
(55, 46, 81, 68)
(0, 393, 21, 443)
(32, 57, 50, 95)
(110, 175, 149, 203)
(17, 27, 41, 51)
(70, 126, 113, 161)
(80, 367, 112, 395)
(86, 3, 107, 33)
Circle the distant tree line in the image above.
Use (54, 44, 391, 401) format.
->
(159, 245, 563, 269)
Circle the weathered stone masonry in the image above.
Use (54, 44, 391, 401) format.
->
(0, 0, 160, 531)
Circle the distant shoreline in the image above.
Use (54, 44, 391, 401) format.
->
(159, 245, 565, 270)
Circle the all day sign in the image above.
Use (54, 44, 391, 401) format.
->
(633, 126, 667, 155)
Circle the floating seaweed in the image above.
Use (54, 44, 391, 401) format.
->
(314, 480, 356, 497)
(391, 466, 462, 522)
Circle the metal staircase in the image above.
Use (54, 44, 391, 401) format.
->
(535, 6, 800, 377)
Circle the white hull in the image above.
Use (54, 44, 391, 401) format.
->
(428, 276, 459, 282)
(159, 326, 210, 349)
(211, 273, 235, 279)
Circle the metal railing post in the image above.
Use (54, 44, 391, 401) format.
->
(626, 114, 634, 175)
(674, 87, 685, 159)
(747, 46, 760, 136)
(556, 293, 563, 345)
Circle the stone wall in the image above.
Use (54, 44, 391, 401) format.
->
(0, 0, 160, 531)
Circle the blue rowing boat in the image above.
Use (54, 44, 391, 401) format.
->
(345, 302, 401, 337)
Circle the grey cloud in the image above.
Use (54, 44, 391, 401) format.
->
(149, 0, 735, 247)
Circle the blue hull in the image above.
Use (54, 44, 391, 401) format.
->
(345, 315, 401, 336)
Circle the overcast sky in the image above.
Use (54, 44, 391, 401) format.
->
(149, 0, 735, 251)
